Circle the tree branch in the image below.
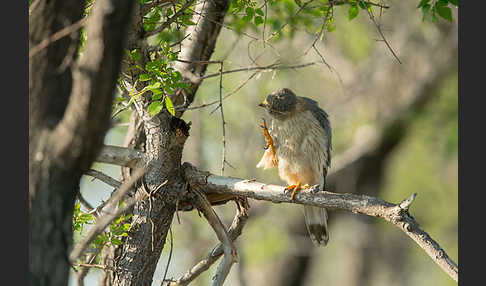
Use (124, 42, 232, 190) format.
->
(170, 200, 249, 286)
(85, 169, 122, 188)
(189, 189, 238, 286)
(182, 163, 459, 282)
(144, 0, 195, 38)
(96, 145, 146, 168)
(70, 167, 147, 263)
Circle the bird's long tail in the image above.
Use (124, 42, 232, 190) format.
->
(303, 205, 329, 246)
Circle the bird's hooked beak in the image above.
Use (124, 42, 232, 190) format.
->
(258, 99, 268, 108)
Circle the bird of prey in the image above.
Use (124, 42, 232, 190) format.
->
(257, 88, 332, 246)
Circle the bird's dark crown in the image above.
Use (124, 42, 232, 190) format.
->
(262, 88, 298, 117)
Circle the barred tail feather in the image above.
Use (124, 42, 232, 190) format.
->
(303, 205, 329, 246)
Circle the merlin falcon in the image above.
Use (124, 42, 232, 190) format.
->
(257, 88, 332, 246)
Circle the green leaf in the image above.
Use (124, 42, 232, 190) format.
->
(148, 101, 164, 117)
(245, 7, 255, 18)
(437, 0, 449, 6)
(164, 96, 175, 116)
(417, 0, 430, 8)
(435, 4, 453, 22)
(146, 81, 162, 90)
(111, 238, 123, 246)
(254, 16, 264, 26)
(183, 19, 196, 26)
(448, 0, 458, 6)
(255, 8, 264, 16)
(139, 73, 151, 82)
(152, 89, 163, 100)
(130, 49, 142, 62)
(358, 1, 370, 10)
(348, 5, 359, 20)
(164, 85, 174, 94)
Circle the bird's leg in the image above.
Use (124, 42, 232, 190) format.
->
(260, 118, 278, 166)
(284, 182, 310, 201)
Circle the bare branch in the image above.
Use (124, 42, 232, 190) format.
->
(182, 163, 458, 282)
(201, 62, 317, 80)
(96, 145, 146, 167)
(69, 167, 147, 263)
(145, 0, 195, 38)
(172, 201, 249, 286)
(189, 189, 238, 286)
(266, 0, 315, 42)
(182, 71, 257, 113)
(218, 62, 227, 176)
(29, 17, 87, 58)
(85, 169, 122, 188)
(359, 0, 402, 64)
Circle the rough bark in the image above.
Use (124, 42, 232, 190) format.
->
(29, 0, 135, 285)
(111, 1, 231, 285)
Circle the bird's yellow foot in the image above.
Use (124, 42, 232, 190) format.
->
(284, 183, 309, 201)
(260, 118, 278, 166)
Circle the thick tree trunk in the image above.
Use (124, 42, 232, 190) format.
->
(29, 0, 135, 285)
(112, 1, 230, 285)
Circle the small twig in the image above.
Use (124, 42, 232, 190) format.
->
(162, 226, 174, 283)
(181, 70, 260, 111)
(74, 263, 112, 270)
(145, 0, 195, 37)
(142, 0, 174, 15)
(69, 167, 147, 263)
(186, 7, 260, 41)
(302, 3, 333, 57)
(29, 17, 88, 58)
(312, 45, 346, 94)
(76, 192, 96, 214)
(359, 0, 402, 64)
(218, 62, 226, 176)
(200, 62, 317, 80)
(262, 0, 268, 46)
(175, 200, 182, 224)
(266, 0, 315, 42)
(85, 169, 122, 188)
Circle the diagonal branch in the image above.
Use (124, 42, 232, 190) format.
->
(85, 169, 122, 188)
(69, 167, 147, 263)
(358, 0, 402, 64)
(170, 200, 249, 286)
(189, 189, 238, 286)
(182, 163, 458, 282)
(145, 0, 195, 38)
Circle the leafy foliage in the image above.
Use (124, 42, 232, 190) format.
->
(72, 202, 94, 233)
(417, 0, 457, 22)
(110, 0, 457, 120)
(72, 200, 133, 259)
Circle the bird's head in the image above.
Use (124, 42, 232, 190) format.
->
(259, 88, 297, 120)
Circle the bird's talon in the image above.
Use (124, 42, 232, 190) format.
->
(284, 184, 297, 193)
(284, 183, 302, 201)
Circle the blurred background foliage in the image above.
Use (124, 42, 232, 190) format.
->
(73, 0, 457, 285)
